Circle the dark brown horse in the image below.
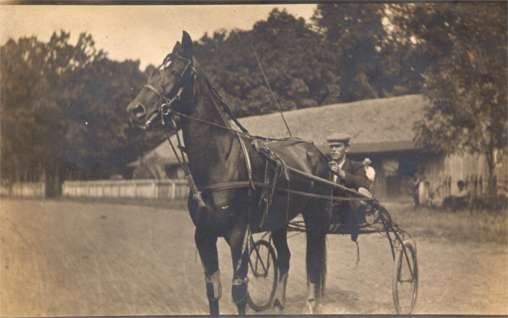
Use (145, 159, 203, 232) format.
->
(126, 31, 332, 315)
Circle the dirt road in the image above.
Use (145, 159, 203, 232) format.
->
(1, 199, 506, 316)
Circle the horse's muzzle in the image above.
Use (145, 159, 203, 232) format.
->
(128, 103, 159, 130)
(131, 103, 146, 118)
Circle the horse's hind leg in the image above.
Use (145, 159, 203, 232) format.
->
(302, 202, 330, 313)
(195, 227, 221, 315)
(272, 228, 290, 310)
(227, 221, 249, 315)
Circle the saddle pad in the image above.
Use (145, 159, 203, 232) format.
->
(252, 137, 324, 177)
(251, 137, 327, 231)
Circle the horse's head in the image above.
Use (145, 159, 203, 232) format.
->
(127, 31, 195, 132)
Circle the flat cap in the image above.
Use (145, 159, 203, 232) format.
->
(326, 132, 352, 145)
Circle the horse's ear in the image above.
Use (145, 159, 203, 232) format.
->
(171, 41, 182, 55)
(182, 31, 193, 58)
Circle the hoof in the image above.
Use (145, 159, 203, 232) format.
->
(272, 272, 288, 312)
(273, 298, 285, 312)
(304, 300, 317, 314)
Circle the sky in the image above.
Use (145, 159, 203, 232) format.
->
(0, 4, 316, 68)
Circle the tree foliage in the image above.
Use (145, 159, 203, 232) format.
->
(312, 3, 388, 102)
(0, 31, 155, 183)
(193, 7, 423, 116)
(1, 32, 105, 182)
(194, 9, 339, 117)
(391, 3, 507, 194)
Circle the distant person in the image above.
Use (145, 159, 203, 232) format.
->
(409, 174, 421, 207)
(443, 180, 470, 211)
(454, 180, 470, 210)
(418, 180, 430, 207)
(360, 158, 376, 198)
(326, 132, 373, 241)
(429, 184, 445, 208)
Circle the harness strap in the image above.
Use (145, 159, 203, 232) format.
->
(144, 84, 167, 100)
(236, 134, 255, 190)
(166, 132, 205, 208)
(233, 225, 251, 277)
(268, 163, 281, 211)
(205, 77, 249, 134)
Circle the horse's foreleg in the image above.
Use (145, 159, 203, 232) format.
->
(227, 222, 249, 315)
(272, 228, 290, 310)
(195, 227, 221, 315)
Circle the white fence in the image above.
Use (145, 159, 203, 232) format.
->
(0, 182, 46, 198)
(62, 179, 189, 200)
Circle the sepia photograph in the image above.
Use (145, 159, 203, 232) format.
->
(0, 1, 507, 316)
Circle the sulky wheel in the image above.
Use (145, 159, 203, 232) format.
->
(246, 239, 278, 312)
(392, 239, 418, 314)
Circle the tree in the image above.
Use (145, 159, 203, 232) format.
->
(1, 31, 110, 185)
(60, 58, 152, 179)
(312, 3, 389, 102)
(191, 5, 429, 113)
(193, 9, 338, 117)
(0, 31, 152, 188)
(396, 3, 507, 196)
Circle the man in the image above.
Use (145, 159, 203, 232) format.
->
(409, 173, 421, 208)
(327, 132, 373, 241)
(443, 180, 470, 211)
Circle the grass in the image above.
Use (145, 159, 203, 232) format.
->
(384, 201, 508, 245)
(70, 197, 508, 245)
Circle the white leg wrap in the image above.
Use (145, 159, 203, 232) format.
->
(275, 273, 288, 303)
(306, 282, 318, 313)
(205, 270, 222, 300)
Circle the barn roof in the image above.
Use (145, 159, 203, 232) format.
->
(136, 94, 427, 165)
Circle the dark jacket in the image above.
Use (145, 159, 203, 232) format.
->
(328, 157, 369, 241)
(329, 157, 370, 191)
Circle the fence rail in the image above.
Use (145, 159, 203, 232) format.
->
(62, 179, 189, 200)
(0, 182, 47, 198)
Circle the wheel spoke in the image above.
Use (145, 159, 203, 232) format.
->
(247, 239, 278, 312)
(392, 240, 418, 315)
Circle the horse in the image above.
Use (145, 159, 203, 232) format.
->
(126, 31, 332, 315)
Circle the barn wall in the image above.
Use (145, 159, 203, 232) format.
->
(350, 151, 421, 200)
(421, 149, 508, 204)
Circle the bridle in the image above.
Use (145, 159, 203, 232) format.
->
(142, 53, 194, 130)
(138, 52, 257, 210)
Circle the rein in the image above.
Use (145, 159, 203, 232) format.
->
(149, 53, 374, 209)
(201, 180, 373, 203)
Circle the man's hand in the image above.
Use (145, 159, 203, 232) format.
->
(329, 160, 345, 180)
(337, 168, 346, 180)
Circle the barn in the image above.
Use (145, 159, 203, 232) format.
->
(131, 94, 507, 203)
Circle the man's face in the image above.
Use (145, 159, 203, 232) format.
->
(329, 142, 348, 161)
